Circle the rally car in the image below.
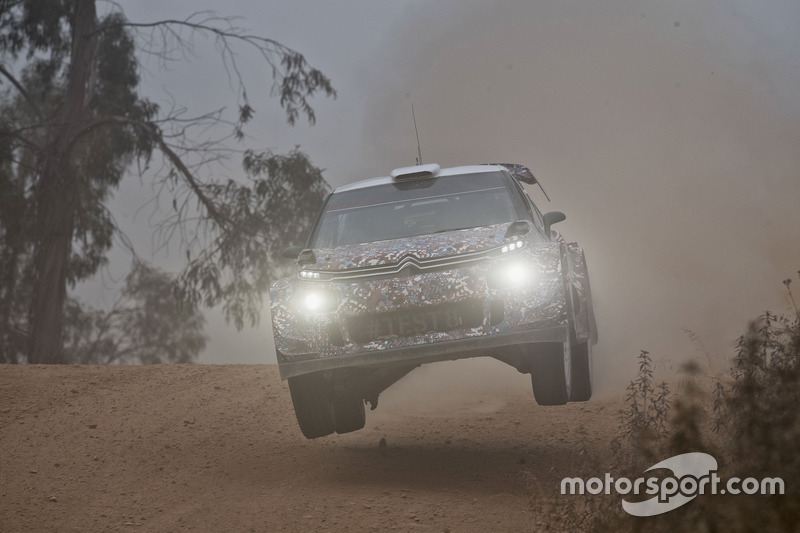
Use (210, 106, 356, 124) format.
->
(271, 163, 597, 438)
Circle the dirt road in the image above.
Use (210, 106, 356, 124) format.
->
(1, 361, 620, 531)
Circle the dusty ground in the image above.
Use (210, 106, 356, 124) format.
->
(0, 360, 621, 532)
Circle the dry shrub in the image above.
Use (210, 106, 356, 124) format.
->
(530, 274, 800, 532)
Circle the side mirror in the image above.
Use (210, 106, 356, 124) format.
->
(282, 246, 303, 259)
(542, 211, 566, 238)
(504, 219, 531, 240)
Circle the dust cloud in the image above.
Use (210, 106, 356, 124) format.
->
(341, 0, 800, 397)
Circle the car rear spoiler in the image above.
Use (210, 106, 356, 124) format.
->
(486, 163, 551, 201)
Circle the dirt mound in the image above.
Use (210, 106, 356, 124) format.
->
(0, 363, 619, 531)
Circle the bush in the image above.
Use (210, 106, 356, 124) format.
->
(609, 274, 800, 531)
(532, 274, 800, 531)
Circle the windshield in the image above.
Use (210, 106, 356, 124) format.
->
(310, 171, 526, 248)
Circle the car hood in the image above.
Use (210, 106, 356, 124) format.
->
(310, 223, 511, 271)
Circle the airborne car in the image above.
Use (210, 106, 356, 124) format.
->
(271, 163, 597, 438)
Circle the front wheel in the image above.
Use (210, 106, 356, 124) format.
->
(288, 373, 335, 439)
(530, 340, 572, 405)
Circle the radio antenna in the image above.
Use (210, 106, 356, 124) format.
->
(412, 104, 423, 165)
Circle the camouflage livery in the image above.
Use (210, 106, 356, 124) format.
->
(270, 220, 587, 378)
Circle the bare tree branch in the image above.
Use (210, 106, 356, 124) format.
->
(91, 12, 335, 125)
(68, 114, 239, 233)
(92, 17, 284, 49)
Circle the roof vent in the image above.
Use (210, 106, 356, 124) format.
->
(390, 163, 440, 180)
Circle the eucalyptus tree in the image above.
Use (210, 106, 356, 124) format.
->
(0, 0, 333, 363)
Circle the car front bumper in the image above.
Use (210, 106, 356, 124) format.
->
(277, 323, 568, 379)
(271, 242, 573, 379)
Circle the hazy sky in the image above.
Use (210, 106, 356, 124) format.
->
(80, 1, 800, 391)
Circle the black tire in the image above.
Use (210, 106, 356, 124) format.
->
(333, 394, 366, 434)
(530, 340, 571, 405)
(288, 373, 335, 439)
(569, 341, 593, 402)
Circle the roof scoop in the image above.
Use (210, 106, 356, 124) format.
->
(390, 163, 440, 180)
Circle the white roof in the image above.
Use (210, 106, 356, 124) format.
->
(334, 164, 504, 193)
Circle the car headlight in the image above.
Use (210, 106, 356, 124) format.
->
(501, 240, 525, 254)
(298, 269, 334, 281)
(299, 270, 322, 279)
(488, 259, 539, 289)
(297, 288, 338, 313)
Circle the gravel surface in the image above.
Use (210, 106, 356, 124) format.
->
(0, 361, 620, 531)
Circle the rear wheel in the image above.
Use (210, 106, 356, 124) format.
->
(288, 373, 335, 439)
(333, 394, 366, 434)
(530, 340, 572, 405)
(569, 341, 593, 402)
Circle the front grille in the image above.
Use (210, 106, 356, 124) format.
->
(322, 247, 500, 282)
(346, 300, 484, 343)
